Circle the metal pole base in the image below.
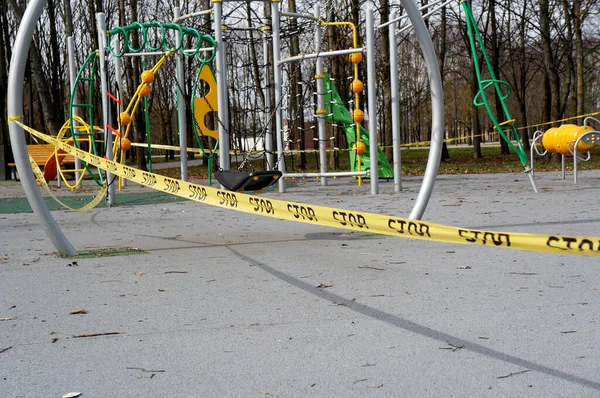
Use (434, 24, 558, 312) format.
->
(524, 166, 538, 193)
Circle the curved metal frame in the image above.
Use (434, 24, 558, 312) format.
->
(398, 0, 444, 220)
(7, 0, 77, 255)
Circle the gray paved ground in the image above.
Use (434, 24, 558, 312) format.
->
(1, 170, 600, 397)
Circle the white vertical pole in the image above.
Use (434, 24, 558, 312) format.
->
(272, 0, 286, 192)
(96, 13, 116, 205)
(366, 9, 379, 195)
(174, 7, 188, 181)
(389, 14, 402, 192)
(214, 0, 230, 173)
(315, 5, 327, 186)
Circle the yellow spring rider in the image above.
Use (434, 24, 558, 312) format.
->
(531, 118, 600, 183)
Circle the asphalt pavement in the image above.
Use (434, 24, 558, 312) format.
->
(1, 169, 600, 397)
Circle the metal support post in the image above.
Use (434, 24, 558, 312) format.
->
(389, 14, 402, 192)
(272, 0, 286, 192)
(315, 5, 327, 186)
(97, 13, 116, 205)
(366, 9, 379, 195)
(214, 0, 230, 173)
(174, 7, 188, 181)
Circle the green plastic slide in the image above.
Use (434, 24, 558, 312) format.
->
(324, 74, 394, 178)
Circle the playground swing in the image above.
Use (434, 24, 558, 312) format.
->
(188, 62, 283, 192)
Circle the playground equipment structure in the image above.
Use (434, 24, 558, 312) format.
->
(530, 118, 600, 184)
(8, 0, 444, 256)
(461, 0, 538, 193)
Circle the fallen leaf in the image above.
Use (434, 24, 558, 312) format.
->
(497, 369, 530, 379)
(135, 272, 145, 276)
(62, 393, 82, 398)
(317, 283, 333, 289)
(126, 367, 165, 373)
(52, 338, 59, 343)
(0, 346, 12, 353)
(69, 309, 87, 315)
(158, 289, 167, 292)
(0, 317, 14, 321)
(258, 391, 273, 396)
(72, 332, 123, 338)
(439, 343, 464, 352)
(358, 266, 385, 271)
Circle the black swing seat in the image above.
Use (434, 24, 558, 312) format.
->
(214, 170, 282, 192)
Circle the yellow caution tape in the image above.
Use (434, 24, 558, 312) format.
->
(13, 120, 600, 257)
(28, 155, 107, 212)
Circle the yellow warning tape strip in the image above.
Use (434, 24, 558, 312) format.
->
(28, 155, 107, 212)
(13, 120, 600, 257)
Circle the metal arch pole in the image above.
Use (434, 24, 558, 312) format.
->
(174, 7, 188, 181)
(272, 0, 286, 192)
(7, 0, 77, 256)
(214, 0, 230, 173)
(97, 13, 116, 205)
(67, 36, 83, 185)
(401, 0, 444, 220)
(315, 5, 327, 186)
(389, 14, 402, 192)
(366, 9, 379, 195)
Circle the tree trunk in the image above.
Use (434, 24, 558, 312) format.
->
(47, 0, 64, 121)
(572, 0, 584, 118)
(438, 4, 449, 161)
(8, 0, 62, 135)
(0, 0, 11, 154)
(488, 0, 509, 155)
(539, 0, 561, 122)
(379, 0, 392, 160)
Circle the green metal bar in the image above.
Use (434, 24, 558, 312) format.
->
(107, 21, 216, 64)
(461, 1, 528, 166)
(69, 50, 104, 186)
